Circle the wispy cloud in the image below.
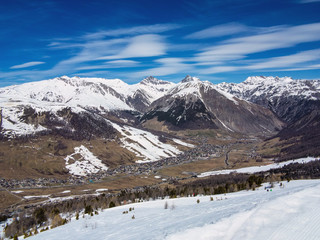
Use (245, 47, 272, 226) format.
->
(201, 49, 320, 74)
(76, 60, 139, 70)
(298, 0, 320, 3)
(132, 58, 192, 77)
(1, 25, 174, 84)
(195, 23, 320, 63)
(98, 34, 167, 60)
(10, 61, 45, 69)
(83, 23, 182, 40)
(186, 23, 248, 39)
(246, 49, 320, 70)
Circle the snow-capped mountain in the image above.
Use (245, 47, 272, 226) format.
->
(215, 76, 320, 160)
(142, 75, 284, 135)
(0, 74, 319, 178)
(216, 76, 320, 123)
(0, 76, 175, 112)
(0, 76, 175, 138)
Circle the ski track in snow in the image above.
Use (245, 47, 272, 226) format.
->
(27, 179, 320, 240)
(198, 156, 319, 177)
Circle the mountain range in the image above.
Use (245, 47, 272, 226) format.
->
(0, 75, 319, 178)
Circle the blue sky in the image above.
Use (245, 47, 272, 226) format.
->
(1, 0, 320, 86)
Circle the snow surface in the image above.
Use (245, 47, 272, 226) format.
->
(167, 78, 239, 106)
(198, 156, 318, 177)
(216, 76, 320, 102)
(95, 189, 108, 192)
(27, 179, 320, 240)
(172, 139, 195, 148)
(110, 122, 185, 163)
(11, 190, 24, 193)
(64, 145, 108, 176)
(61, 190, 71, 194)
(23, 195, 50, 199)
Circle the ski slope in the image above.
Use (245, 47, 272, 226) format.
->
(27, 179, 320, 240)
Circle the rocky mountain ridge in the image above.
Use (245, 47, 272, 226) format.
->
(1, 75, 319, 139)
(216, 76, 320, 123)
(141, 75, 284, 135)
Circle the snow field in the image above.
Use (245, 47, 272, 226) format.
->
(64, 145, 108, 176)
(110, 122, 189, 163)
(27, 179, 320, 240)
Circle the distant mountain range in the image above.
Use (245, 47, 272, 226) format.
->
(4, 75, 315, 138)
(0, 75, 319, 177)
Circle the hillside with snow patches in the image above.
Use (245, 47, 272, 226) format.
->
(109, 121, 187, 163)
(22, 179, 320, 240)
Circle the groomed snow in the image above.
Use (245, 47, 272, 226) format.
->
(198, 156, 319, 178)
(65, 145, 108, 176)
(27, 179, 320, 240)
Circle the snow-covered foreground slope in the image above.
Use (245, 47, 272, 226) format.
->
(28, 179, 320, 240)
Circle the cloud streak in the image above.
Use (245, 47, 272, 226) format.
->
(132, 58, 192, 77)
(98, 34, 167, 60)
(10, 61, 45, 69)
(201, 49, 320, 74)
(186, 23, 249, 39)
(195, 23, 320, 63)
(83, 23, 182, 40)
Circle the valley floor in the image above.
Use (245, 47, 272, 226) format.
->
(25, 179, 320, 240)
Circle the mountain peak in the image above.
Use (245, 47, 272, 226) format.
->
(140, 76, 173, 86)
(181, 75, 201, 83)
(140, 76, 160, 84)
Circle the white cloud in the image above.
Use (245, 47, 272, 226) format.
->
(195, 23, 320, 63)
(83, 24, 182, 40)
(76, 60, 139, 70)
(186, 23, 248, 39)
(246, 49, 320, 70)
(10, 61, 45, 69)
(202, 66, 240, 74)
(201, 49, 320, 74)
(132, 58, 191, 77)
(106, 60, 138, 65)
(298, 0, 320, 3)
(98, 34, 166, 60)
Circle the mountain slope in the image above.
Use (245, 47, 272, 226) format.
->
(216, 76, 320, 160)
(0, 76, 175, 138)
(216, 76, 320, 123)
(141, 76, 284, 135)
